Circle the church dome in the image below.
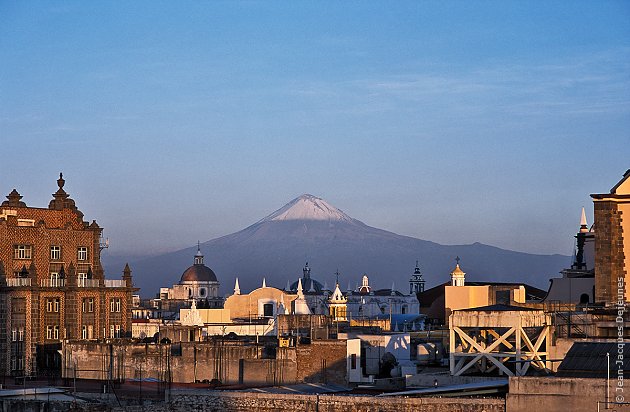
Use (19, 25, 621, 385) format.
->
(179, 245, 218, 283)
(180, 264, 217, 283)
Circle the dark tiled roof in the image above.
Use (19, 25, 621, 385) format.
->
(557, 342, 630, 378)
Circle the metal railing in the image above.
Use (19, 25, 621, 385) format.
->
(78, 279, 100, 288)
(40, 279, 65, 287)
(5, 278, 32, 287)
(104, 279, 127, 288)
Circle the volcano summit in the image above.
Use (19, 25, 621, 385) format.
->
(103, 194, 568, 297)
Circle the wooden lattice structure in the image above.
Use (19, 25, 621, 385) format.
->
(449, 305, 551, 377)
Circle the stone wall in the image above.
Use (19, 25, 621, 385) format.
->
(0, 392, 506, 412)
(168, 391, 506, 412)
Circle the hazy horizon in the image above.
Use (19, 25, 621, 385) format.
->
(2, 2, 629, 259)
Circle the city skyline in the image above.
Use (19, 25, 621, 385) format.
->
(1, 2, 629, 258)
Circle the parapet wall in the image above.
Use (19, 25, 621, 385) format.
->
(169, 391, 506, 412)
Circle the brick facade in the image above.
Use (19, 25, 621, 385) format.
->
(0, 174, 135, 377)
(592, 170, 630, 305)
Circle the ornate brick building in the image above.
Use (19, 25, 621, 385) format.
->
(0, 174, 134, 377)
(592, 169, 630, 305)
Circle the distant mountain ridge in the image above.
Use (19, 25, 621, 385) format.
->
(102, 194, 569, 298)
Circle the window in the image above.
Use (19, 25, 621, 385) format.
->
(53, 325, 59, 339)
(78, 273, 87, 287)
(82, 298, 94, 313)
(115, 324, 121, 338)
(11, 357, 23, 371)
(50, 273, 60, 287)
(82, 325, 87, 339)
(14, 245, 32, 259)
(110, 298, 121, 313)
(263, 303, 274, 317)
(46, 298, 60, 312)
(110, 325, 115, 338)
(46, 326, 53, 339)
(87, 325, 93, 339)
(77, 247, 88, 261)
(199, 288, 206, 297)
(50, 246, 61, 261)
(18, 328, 24, 341)
(11, 329, 17, 342)
(351, 354, 357, 369)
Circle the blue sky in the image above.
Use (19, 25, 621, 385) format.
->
(1, 1, 629, 258)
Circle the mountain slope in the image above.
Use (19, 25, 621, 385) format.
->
(103, 194, 569, 297)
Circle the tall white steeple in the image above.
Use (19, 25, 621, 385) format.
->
(293, 278, 311, 314)
(233, 277, 241, 295)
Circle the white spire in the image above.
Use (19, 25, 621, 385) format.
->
(234, 278, 241, 295)
(293, 278, 311, 314)
(580, 207, 589, 232)
(279, 294, 288, 315)
(391, 281, 396, 295)
(262, 277, 267, 288)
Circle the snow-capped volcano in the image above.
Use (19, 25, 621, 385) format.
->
(106, 194, 569, 297)
(260, 194, 355, 223)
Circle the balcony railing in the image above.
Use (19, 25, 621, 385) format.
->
(104, 279, 127, 288)
(5, 278, 31, 287)
(40, 279, 65, 287)
(78, 279, 101, 288)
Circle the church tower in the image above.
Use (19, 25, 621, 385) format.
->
(450, 257, 466, 287)
(409, 260, 425, 294)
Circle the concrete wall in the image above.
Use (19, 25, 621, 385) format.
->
(445, 285, 490, 321)
(62, 339, 347, 386)
(507, 376, 614, 412)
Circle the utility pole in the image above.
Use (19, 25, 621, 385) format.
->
(607, 352, 610, 409)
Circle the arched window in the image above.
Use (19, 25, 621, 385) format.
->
(580, 293, 590, 304)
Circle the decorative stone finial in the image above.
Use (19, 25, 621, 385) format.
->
(3, 189, 26, 207)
